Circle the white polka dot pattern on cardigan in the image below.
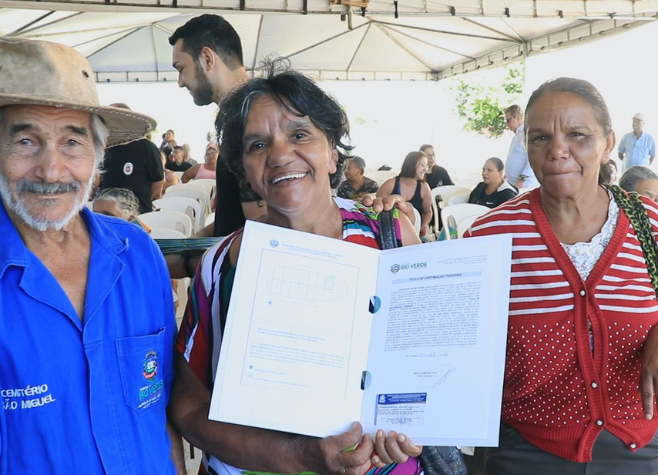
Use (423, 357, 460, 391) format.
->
(466, 189, 658, 462)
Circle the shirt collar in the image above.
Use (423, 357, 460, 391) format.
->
(0, 200, 29, 274)
(0, 201, 129, 278)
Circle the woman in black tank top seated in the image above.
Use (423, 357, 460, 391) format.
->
(377, 151, 432, 236)
(468, 157, 518, 209)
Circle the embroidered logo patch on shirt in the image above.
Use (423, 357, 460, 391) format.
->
(137, 350, 163, 410)
(143, 350, 158, 380)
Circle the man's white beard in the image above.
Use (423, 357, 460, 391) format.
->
(0, 171, 96, 231)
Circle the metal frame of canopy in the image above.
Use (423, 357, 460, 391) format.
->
(0, 0, 656, 82)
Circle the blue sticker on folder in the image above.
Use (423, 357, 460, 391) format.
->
(378, 393, 427, 405)
(375, 393, 427, 426)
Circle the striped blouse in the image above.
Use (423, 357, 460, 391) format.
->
(176, 197, 404, 475)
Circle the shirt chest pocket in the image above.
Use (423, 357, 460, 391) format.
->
(115, 329, 166, 414)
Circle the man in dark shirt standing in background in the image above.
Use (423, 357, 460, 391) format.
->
(101, 103, 164, 214)
(169, 14, 263, 238)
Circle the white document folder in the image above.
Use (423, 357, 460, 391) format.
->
(209, 220, 512, 447)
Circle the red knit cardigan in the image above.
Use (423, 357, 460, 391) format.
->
(467, 188, 658, 462)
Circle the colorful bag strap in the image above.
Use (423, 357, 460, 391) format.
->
(608, 185, 658, 293)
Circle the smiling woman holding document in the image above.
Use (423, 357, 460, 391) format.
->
(467, 78, 658, 474)
(169, 59, 422, 475)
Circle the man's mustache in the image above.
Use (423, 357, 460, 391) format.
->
(16, 180, 81, 195)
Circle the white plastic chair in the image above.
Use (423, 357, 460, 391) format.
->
(205, 211, 215, 228)
(411, 207, 421, 235)
(166, 182, 207, 195)
(190, 178, 216, 199)
(448, 192, 470, 206)
(430, 185, 471, 233)
(165, 184, 210, 217)
(190, 178, 217, 212)
(149, 228, 187, 239)
(138, 210, 193, 237)
(366, 170, 397, 186)
(455, 214, 482, 238)
(441, 203, 490, 238)
(153, 196, 203, 233)
(453, 172, 482, 190)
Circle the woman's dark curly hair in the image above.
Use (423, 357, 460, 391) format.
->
(215, 58, 353, 189)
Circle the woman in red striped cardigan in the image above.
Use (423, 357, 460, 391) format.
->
(467, 78, 658, 474)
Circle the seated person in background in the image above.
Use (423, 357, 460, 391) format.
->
(619, 165, 658, 202)
(166, 145, 193, 172)
(468, 157, 518, 209)
(182, 144, 218, 183)
(93, 187, 152, 232)
(160, 129, 177, 157)
(160, 151, 180, 197)
(169, 59, 422, 475)
(377, 151, 432, 236)
(93, 187, 140, 221)
(336, 156, 379, 200)
(420, 144, 453, 189)
(598, 160, 619, 185)
(182, 143, 198, 166)
(206, 130, 217, 149)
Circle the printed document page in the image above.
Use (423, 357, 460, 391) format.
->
(361, 235, 512, 446)
(209, 221, 380, 437)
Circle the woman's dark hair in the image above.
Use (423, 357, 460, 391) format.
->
(619, 164, 658, 191)
(216, 58, 353, 189)
(598, 160, 618, 186)
(485, 157, 505, 171)
(525, 77, 612, 137)
(399, 151, 426, 179)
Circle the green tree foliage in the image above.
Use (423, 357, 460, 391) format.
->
(453, 62, 524, 138)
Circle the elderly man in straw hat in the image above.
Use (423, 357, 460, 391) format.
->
(0, 37, 183, 473)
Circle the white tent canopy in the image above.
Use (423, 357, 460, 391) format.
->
(1, 0, 656, 81)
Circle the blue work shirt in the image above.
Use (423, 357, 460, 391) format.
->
(0, 203, 176, 475)
(619, 131, 656, 171)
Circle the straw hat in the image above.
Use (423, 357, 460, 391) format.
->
(633, 113, 646, 122)
(0, 37, 156, 147)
